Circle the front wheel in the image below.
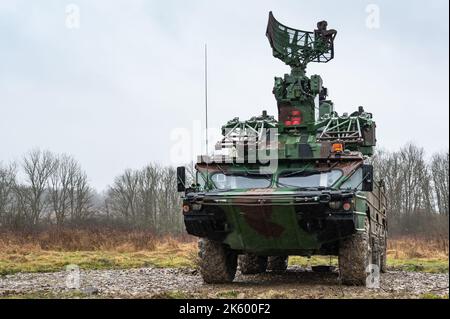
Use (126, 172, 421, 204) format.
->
(198, 238, 237, 283)
(338, 217, 371, 285)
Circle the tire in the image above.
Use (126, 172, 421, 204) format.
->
(338, 217, 371, 285)
(238, 254, 268, 274)
(198, 238, 237, 284)
(267, 256, 288, 272)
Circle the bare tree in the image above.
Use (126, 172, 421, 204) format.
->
(69, 168, 93, 223)
(22, 149, 57, 226)
(431, 151, 449, 216)
(157, 166, 183, 233)
(372, 149, 403, 220)
(49, 155, 74, 226)
(48, 154, 93, 226)
(137, 164, 160, 229)
(107, 169, 140, 224)
(0, 162, 17, 227)
(105, 164, 183, 233)
(398, 143, 432, 216)
(371, 144, 445, 235)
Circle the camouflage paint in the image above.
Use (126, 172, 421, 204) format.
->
(192, 159, 364, 255)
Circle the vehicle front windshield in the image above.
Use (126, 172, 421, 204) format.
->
(211, 173, 272, 190)
(277, 169, 342, 189)
(340, 167, 363, 190)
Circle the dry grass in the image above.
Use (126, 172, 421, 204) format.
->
(385, 236, 448, 273)
(0, 229, 198, 275)
(0, 229, 447, 275)
(0, 228, 196, 252)
(387, 236, 448, 259)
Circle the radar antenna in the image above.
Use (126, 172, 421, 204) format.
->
(266, 12, 337, 71)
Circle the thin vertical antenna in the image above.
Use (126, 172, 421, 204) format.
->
(205, 44, 208, 155)
(205, 44, 209, 185)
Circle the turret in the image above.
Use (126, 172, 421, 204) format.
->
(207, 12, 376, 164)
(266, 12, 376, 157)
(266, 12, 336, 132)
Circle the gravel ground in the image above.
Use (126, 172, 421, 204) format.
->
(0, 266, 448, 299)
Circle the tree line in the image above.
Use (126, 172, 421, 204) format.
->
(0, 144, 448, 236)
(0, 149, 184, 234)
(372, 144, 448, 236)
(0, 150, 93, 230)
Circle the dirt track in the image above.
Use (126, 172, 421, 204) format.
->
(0, 266, 448, 299)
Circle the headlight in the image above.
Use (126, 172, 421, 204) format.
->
(182, 204, 190, 213)
(329, 201, 341, 210)
(342, 202, 352, 211)
(192, 203, 202, 211)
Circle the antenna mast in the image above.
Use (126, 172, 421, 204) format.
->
(204, 44, 209, 186)
(205, 44, 208, 156)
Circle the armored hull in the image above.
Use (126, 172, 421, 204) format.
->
(177, 12, 387, 285)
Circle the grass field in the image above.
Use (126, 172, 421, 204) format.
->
(0, 230, 448, 276)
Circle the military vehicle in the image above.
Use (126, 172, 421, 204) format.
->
(177, 12, 387, 285)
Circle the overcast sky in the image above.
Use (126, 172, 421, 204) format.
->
(0, 0, 448, 190)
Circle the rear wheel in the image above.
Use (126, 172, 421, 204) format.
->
(198, 238, 237, 283)
(338, 217, 371, 285)
(238, 254, 268, 274)
(267, 256, 289, 272)
(370, 226, 387, 274)
(380, 231, 387, 273)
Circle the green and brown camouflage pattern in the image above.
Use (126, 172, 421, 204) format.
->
(183, 159, 386, 256)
